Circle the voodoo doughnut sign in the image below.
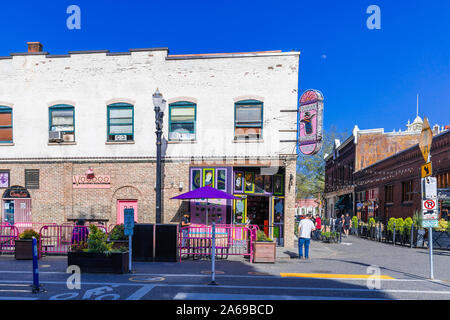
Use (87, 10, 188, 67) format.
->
(297, 89, 324, 155)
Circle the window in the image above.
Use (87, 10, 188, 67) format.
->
(0, 170, 10, 188)
(168, 102, 196, 141)
(234, 100, 263, 140)
(401, 180, 414, 202)
(385, 185, 394, 204)
(49, 105, 75, 142)
(438, 172, 450, 189)
(25, 169, 39, 189)
(0, 106, 12, 143)
(107, 103, 134, 142)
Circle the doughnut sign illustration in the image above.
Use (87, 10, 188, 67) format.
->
(297, 89, 324, 156)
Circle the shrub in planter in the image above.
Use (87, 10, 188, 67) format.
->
(15, 229, 40, 260)
(108, 224, 129, 250)
(435, 219, 448, 232)
(253, 230, 276, 263)
(68, 225, 129, 273)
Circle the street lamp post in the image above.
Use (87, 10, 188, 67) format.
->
(153, 89, 166, 224)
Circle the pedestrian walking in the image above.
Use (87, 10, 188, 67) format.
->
(297, 214, 316, 259)
(71, 219, 89, 245)
(314, 214, 322, 240)
(343, 213, 351, 237)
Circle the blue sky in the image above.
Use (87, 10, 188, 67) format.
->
(1, 0, 449, 134)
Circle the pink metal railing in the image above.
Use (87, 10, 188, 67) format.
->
(179, 224, 258, 263)
(14, 222, 57, 235)
(0, 224, 19, 254)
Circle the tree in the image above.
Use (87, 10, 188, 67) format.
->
(296, 126, 348, 200)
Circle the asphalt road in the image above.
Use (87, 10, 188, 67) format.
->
(0, 236, 449, 301)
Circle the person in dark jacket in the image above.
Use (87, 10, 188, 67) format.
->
(71, 219, 89, 245)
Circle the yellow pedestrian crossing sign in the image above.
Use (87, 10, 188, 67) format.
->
(421, 162, 432, 178)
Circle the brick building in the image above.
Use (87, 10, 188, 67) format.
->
(354, 129, 450, 222)
(0, 42, 300, 247)
(323, 116, 445, 219)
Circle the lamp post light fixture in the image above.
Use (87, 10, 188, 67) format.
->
(153, 89, 166, 224)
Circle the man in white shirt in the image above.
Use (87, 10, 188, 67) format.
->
(297, 214, 316, 259)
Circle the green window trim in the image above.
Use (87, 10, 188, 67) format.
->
(0, 106, 13, 143)
(49, 104, 75, 135)
(107, 103, 134, 141)
(168, 101, 196, 141)
(234, 100, 263, 139)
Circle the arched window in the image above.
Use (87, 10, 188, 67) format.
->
(49, 104, 75, 142)
(0, 106, 13, 143)
(234, 100, 263, 140)
(168, 101, 196, 141)
(107, 103, 134, 142)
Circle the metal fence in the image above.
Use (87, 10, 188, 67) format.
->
(178, 224, 258, 262)
(0, 224, 19, 254)
(14, 222, 58, 235)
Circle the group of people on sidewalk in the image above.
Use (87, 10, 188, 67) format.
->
(296, 213, 352, 259)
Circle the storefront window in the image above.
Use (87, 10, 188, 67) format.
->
(273, 174, 284, 195)
(244, 172, 254, 193)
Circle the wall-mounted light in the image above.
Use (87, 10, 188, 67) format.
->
(179, 182, 183, 191)
(86, 167, 95, 179)
(289, 174, 294, 189)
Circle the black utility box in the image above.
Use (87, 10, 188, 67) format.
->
(155, 224, 178, 262)
(132, 224, 154, 261)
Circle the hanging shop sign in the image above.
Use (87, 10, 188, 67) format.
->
(72, 175, 111, 189)
(2, 186, 31, 199)
(297, 89, 324, 156)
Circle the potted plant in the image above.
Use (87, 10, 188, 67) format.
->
(253, 230, 276, 263)
(108, 224, 129, 250)
(68, 225, 129, 273)
(321, 231, 339, 243)
(351, 216, 358, 235)
(15, 229, 40, 260)
(368, 218, 376, 239)
(432, 219, 450, 250)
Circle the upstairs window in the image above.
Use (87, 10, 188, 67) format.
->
(107, 103, 134, 142)
(385, 185, 394, 204)
(169, 102, 196, 141)
(0, 106, 12, 143)
(49, 105, 75, 142)
(401, 180, 414, 203)
(235, 100, 263, 140)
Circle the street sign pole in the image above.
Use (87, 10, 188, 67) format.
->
(124, 207, 135, 273)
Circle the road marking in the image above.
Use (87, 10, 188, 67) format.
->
(0, 297, 38, 300)
(173, 293, 388, 300)
(280, 273, 395, 280)
(126, 285, 156, 300)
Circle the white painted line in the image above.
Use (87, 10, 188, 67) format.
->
(126, 285, 156, 300)
(0, 297, 38, 300)
(0, 279, 448, 296)
(173, 293, 388, 300)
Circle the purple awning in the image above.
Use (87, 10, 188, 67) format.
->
(171, 186, 239, 200)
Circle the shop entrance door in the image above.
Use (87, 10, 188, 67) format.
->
(116, 200, 138, 224)
(246, 196, 270, 236)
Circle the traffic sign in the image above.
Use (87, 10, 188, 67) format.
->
(419, 117, 432, 163)
(423, 220, 438, 228)
(422, 199, 436, 211)
(421, 162, 432, 178)
(124, 208, 135, 236)
(422, 177, 437, 200)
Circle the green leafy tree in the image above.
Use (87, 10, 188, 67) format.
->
(296, 126, 348, 200)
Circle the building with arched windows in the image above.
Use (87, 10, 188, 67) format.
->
(0, 42, 300, 247)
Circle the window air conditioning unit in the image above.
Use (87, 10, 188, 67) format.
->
(49, 131, 64, 142)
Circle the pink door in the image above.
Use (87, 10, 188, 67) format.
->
(116, 200, 138, 224)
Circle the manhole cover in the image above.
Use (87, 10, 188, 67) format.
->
(200, 270, 225, 275)
(129, 276, 165, 283)
(248, 271, 271, 276)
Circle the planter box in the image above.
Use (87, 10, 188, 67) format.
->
(15, 239, 38, 260)
(68, 251, 129, 274)
(253, 241, 276, 263)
